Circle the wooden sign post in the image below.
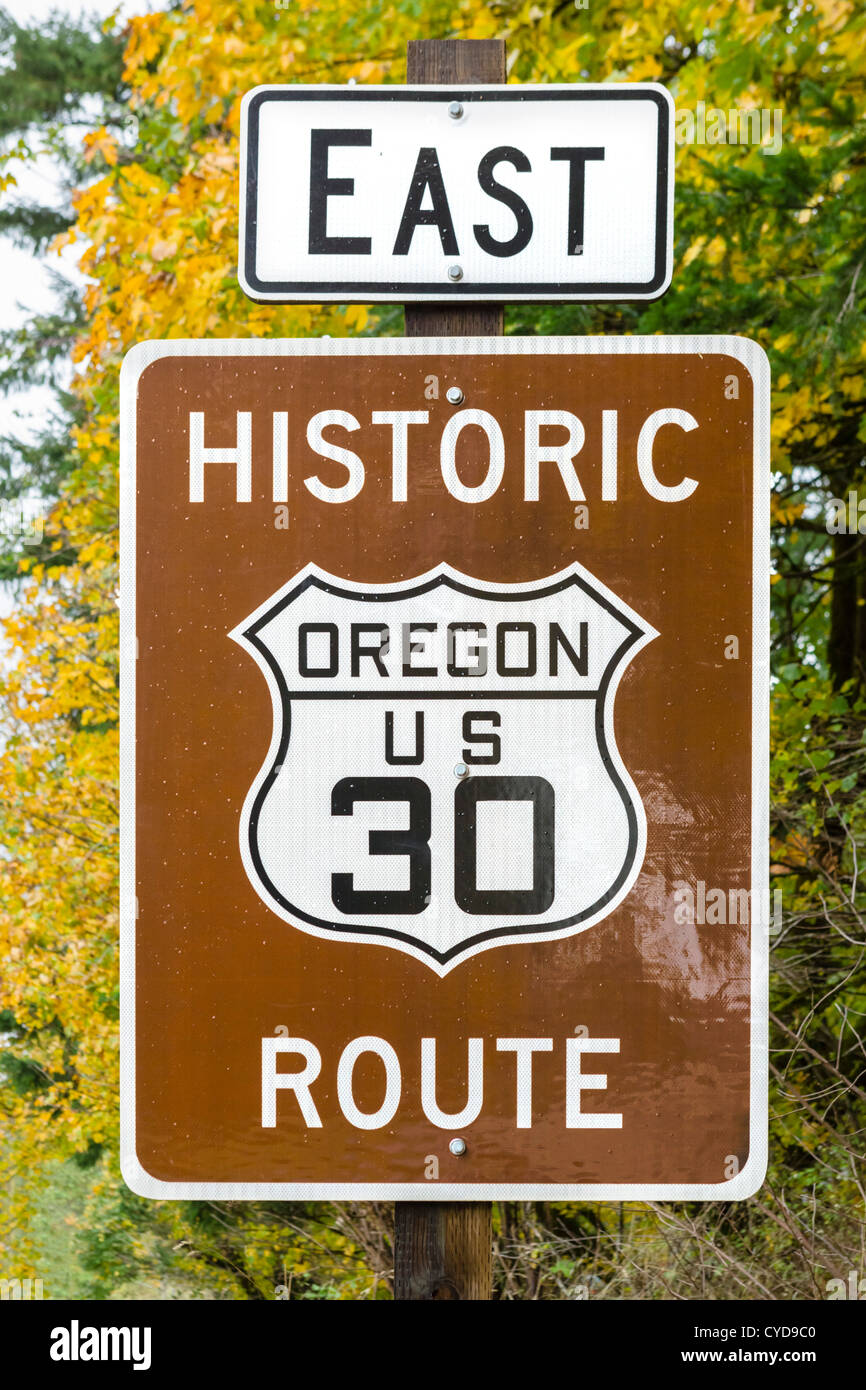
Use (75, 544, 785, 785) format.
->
(395, 36, 503, 1305)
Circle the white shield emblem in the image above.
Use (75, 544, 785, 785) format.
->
(230, 563, 657, 974)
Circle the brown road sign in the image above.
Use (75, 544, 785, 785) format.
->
(120, 336, 769, 1199)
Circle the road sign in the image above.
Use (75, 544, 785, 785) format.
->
(120, 335, 768, 1199)
(235, 564, 655, 971)
(239, 85, 674, 303)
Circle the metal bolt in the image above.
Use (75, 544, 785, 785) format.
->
(446, 387, 464, 406)
(449, 1137, 467, 1157)
(447, 264, 463, 282)
(454, 761, 469, 778)
(448, 101, 464, 119)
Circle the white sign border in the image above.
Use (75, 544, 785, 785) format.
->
(238, 84, 675, 304)
(120, 334, 769, 1202)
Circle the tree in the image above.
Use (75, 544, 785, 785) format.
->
(1, 0, 864, 1298)
(0, 8, 127, 581)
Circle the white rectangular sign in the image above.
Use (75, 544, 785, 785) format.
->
(239, 85, 674, 303)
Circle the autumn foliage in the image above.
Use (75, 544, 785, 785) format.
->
(0, 0, 864, 1297)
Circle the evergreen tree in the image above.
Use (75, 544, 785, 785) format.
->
(0, 8, 127, 579)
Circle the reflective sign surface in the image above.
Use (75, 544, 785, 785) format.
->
(239, 86, 673, 302)
(120, 337, 768, 1198)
